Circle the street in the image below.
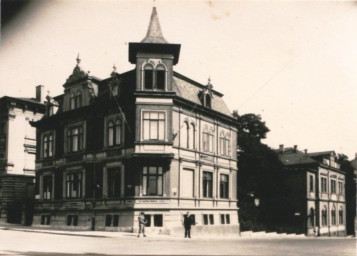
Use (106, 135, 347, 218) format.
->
(0, 227, 355, 256)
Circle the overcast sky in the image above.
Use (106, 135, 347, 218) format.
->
(0, 0, 356, 159)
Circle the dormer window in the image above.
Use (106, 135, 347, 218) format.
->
(70, 90, 82, 110)
(143, 63, 166, 90)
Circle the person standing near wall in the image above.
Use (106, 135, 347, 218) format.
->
(183, 212, 194, 238)
(137, 212, 147, 238)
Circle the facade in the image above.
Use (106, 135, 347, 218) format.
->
(0, 86, 46, 224)
(277, 145, 346, 236)
(31, 7, 239, 235)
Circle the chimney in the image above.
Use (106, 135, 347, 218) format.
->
(279, 144, 284, 152)
(294, 145, 298, 152)
(36, 85, 45, 103)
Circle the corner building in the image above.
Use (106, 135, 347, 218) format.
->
(32, 8, 239, 235)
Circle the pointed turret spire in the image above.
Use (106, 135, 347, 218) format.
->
(141, 7, 168, 44)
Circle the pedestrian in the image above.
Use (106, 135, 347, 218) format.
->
(183, 211, 194, 238)
(137, 212, 147, 238)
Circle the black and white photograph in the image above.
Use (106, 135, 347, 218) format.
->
(0, 0, 356, 255)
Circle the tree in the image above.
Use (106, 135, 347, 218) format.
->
(336, 154, 356, 236)
(235, 113, 287, 231)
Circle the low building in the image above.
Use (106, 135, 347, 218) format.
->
(0, 86, 46, 224)
(31, 7, 239, 235)
(277, 145, 346, 236)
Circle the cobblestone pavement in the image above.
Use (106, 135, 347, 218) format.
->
(0, 226, 355, 255)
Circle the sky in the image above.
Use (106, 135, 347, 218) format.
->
(0, 0, 356, 159)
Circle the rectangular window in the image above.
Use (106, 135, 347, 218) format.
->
(113, 215, 119, 227)
(67, 215, 78, 226)
(338, 181, 343, 195)
(209, 214, 214, 225)
(66, 172, 82, 198)
(154, 214, 163, 227)
(309, 174, 314, 192)
(142, 167, 163, 196)
(339, 209, 343, 224)
(180, 169, 194, 198)
(220, 214, 225, 224)
(105, 215, 112, 227)
(220, 174, 229, 199)
(226, 214, 230, 224)
(203, 132, 214, 152)
(331, 179, 336, 194)
(203, 214, 208, 225)
(43, 175, 52, 200)
(107, 168, 121, 198)
(321, 177, 327, 193)
(203, 171, 213, 198)
(42, 133, 54, 158)
(41, 215, 51, 225)
(219, 137, 230, 156)
(67, 126, 83, 152)
(143, 112, 165, 141)
(331, 210, 336, 225)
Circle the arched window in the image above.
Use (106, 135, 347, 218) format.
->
(115, 119, 122, 145)
(70, 93, 76, 110)
(339, 207, 343, 224)
(309, 208, 315, 227)
(180, 122, 188, 148)
(144, 64, 154, 89)
(76, 90, 82, 108)
(322, 206, 327, 226)
(108, 120, 114, 146)
(331, 205, 336, 225)
(156, 65, 166, 90)
(108, 119, 122, 147)
(189, 123, 195, 150)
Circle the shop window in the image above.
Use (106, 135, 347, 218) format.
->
(154, 214, 163, 227)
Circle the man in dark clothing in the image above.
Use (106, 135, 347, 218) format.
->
(183, 212, 194, 238)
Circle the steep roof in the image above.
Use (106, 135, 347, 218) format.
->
(173, 72, 231, 116)
(141, 7, 168, 44)
(277, 147, 317, 166)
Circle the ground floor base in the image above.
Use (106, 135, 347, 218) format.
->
(32, 208, 239, 236)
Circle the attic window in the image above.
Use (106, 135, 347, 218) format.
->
(204, 94, 211, 108)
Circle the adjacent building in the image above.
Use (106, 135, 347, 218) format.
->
(0, 86, 46, 224)
(31, 7, 239, 235)
(277, 145, 346, 236)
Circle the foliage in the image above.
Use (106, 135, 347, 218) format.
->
(235, 113, 287, 231)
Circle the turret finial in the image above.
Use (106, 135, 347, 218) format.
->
(76, 53, 81, 65)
